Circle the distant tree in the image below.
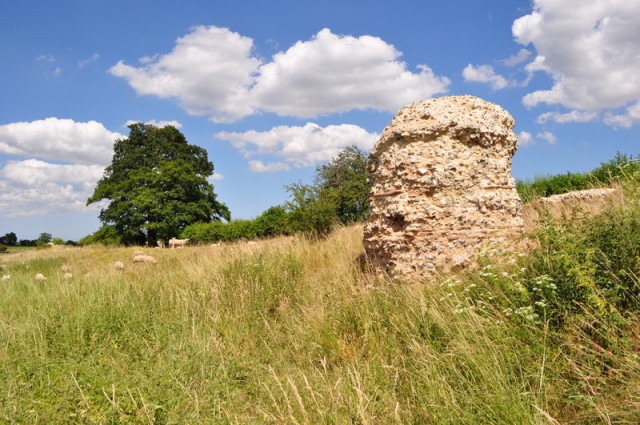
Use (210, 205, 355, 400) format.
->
(314, 145, 371, 224)
(283, 145, 371, 235)
(19, 239, 37, 247)
(0, 232, 17, 246)
(87, 123, 230, 246)
(37, 233, 52, 244)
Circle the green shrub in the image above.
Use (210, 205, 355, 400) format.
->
(517, 172, 593, 203)
(0, 244, 7, 253)
(522, 193, 640, 327)
(253, 206, 291, 237)
(78, 225, 123, 246)
(517, 152, 640, 203)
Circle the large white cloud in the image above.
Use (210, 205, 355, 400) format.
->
(251, 28, 450, 117)
(216, 123, 379, 170)
(109, 26, 261, 123)
(0, 160, 104, 217)
(0, 118, 122, 165)
(110, 26, 450, 122)
(0, 118, 123, 218)
(514, 0, 640, 117)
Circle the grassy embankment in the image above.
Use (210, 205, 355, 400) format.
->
(2, 177, 640, 423)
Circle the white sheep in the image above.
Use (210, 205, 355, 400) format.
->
(157, 240, 165, 248)
(133, 254, 158, 265)
(168, 238, 189, 248)
(1, 274, 10, 281)
(35, 273, 48, 281)
(133, 250, 145, 257)
(63, 273, 73, 279)
(61, 264, 71, 272)
(114, 261, 125, 271)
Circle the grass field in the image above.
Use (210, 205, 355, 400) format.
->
(1, 190, 639, 423)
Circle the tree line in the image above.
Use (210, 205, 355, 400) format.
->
(81, 123, 371, 246)
(0, 232, 77, 252)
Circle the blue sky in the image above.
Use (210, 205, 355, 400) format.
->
(1, 0, 639, 241)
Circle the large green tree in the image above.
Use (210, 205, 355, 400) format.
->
(87, 123, 230, 245)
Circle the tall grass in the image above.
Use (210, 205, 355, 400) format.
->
(2, 189, 640, 423)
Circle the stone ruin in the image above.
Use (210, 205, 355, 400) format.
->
(363, 95, 524, 276)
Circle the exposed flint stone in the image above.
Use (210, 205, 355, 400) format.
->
(363, 95, 524, 276)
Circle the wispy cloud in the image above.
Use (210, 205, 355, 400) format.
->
(78, 53, 100, 68)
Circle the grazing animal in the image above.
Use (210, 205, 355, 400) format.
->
(157, 240, 165, 248)
(63, 273, 73, 279)
(61, 264, 71, 272)
(133, 250, 145, 257)
(114, 261, 125, 271)
(169, 238, 189, 248)
(133, 254, 158, 265)
(1, 274, 10, 281)
(35, 273, 48, 281)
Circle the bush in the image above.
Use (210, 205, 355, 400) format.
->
(78, 225, 123, 246)
(517, 152, 640, 203)
(284, 182, 337, 236)
(517, 172, 593, 203)
(254, 206, 291, 237)
(522, 191, 640, 327)
(0, 244, 7, 253)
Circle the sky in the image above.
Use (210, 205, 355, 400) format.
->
(1, 0, 639, 241)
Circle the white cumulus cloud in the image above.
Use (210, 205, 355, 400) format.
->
(0, 160, 104, 217)
(514, 0, 640, 117)
(518, 131, 535, 147)
(216, 122, 378, 169)
(248, 160, 291, 173)
(0, 118, 125, 217)
(109, 26, 261, 123)
(0, 159, 103, 187)
(251, 28, 450, 117)
(110, 26, 450, 122)
(536, 131, 557, 145)
(604, 102, 640, 129)
(0, 118, 123, 165)
(536, 110, 598, 124)
(462, 64, 509, 90)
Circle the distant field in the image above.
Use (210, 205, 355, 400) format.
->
(2, 245, 37, 254)
(1, 186, 639, 423)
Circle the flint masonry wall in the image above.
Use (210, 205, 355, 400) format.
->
(363, 95, 524, 276)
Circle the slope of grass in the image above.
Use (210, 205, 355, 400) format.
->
(2, 187, 640, 423)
